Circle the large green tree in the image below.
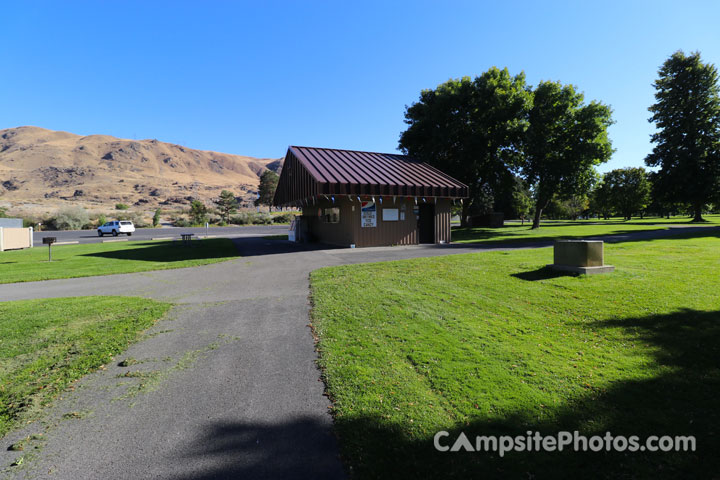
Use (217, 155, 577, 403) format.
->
(399, 67, 532, 225)
(602, 167, 651, 220)
(645, 51, 720, 222)
(256, 170, 279, 211)
(214, 190, 238, 223)
(522, 81, 614, 228)
(590, 180, 613, 219)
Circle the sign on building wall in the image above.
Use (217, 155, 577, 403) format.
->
(382, 208, 399, 221)
(361, 201, 377, 227)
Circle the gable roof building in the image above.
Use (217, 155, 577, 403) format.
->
(273, 146, 468, 206)
(273, 146, 468, 247)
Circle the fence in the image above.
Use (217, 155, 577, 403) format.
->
(0, 227, 33, 251)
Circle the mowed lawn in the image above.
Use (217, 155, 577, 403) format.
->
(0, 297, 171, 437)
(452, 214, 720, 244)
(0, 239, 240, 284)
(310, 230, 720, 478)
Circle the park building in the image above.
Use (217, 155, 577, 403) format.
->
(272, 146, 468, 247)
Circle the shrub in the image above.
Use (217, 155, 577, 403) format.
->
(96, 214, 107, 227)
(116, 211, 148, 228)
(173, 217, 192, 228)
(153, 208, 161, 227)
(252, 213, 273, 225)
(272, 212, 295, 224)
(230, 213, 252, 225)
(115, 203, 129, 210)
(23, 217, 39, 229)
(52, 207, 90, 231)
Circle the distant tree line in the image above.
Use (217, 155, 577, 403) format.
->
(399, 50, 720, 226)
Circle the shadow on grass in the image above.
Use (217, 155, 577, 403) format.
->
(451, 224, 720, 247)
(511, 266, 577, 281)
(81, 239, 240, 263)
(161, 308, 720, 479)
(317, 308, 717, 479)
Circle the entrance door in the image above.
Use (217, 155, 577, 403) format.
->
(418, 204, 435, 244)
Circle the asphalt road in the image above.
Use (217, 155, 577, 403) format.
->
(1, 225, 718, 479)
(33, 224, 288, 244)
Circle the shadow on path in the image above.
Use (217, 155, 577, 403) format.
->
(235, 239, 343, 257)
(81, 239, 241, 263)
(167, 417, 345, 480)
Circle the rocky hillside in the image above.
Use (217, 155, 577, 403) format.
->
(0, 126, 282, 215)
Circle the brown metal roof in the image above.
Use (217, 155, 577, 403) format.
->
(273, 146, 468, 206)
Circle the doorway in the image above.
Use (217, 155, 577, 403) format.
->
(418, 204, 435, 243)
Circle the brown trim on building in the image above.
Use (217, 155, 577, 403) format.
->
(273, 146, 468, 207)
(274, 146, 465, 247)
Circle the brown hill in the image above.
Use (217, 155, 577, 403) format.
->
(0, 126, 281, 215)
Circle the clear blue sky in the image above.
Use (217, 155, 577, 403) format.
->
(2, 1, 719, 171)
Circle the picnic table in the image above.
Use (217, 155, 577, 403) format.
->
(180, 233, 194, 246)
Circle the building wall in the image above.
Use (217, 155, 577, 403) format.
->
(302, 197, 453, 247)
(302, 199, 355, 246)
(0, 227, 32, 251)
(352, 198, 418, 247)
(434, 198, 452, 244)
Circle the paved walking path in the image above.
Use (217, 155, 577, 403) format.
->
(1, 225, 717, 479)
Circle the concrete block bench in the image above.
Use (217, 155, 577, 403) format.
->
(548, 240, 614, 275)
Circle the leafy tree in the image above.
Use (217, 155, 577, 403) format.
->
(564, 194, 590, 220)
(590, 180, 613, 219)
(214, 190, 238, 223)
(256, 170, 279, 211)
(544, 194, 589, 220)
(511, 186, 533, 225)
(399, 68, 532, 226)
(97, 214, 107, 227)
(189, 200, 208, 225)
(602, 167, 652, 220)
(645, 51, 720, 222)
(152, 208, 162, 227)
(521, 81, 614, 228)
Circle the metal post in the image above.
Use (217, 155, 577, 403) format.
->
(42, 237, 56, 261)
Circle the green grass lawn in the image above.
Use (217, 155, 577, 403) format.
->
(452, 214, 720, 244)
(509, 214, 720, 225)
(0, 296, 171, 437)
(310, 230, 720, 478)
(0, 239, 240, 284)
